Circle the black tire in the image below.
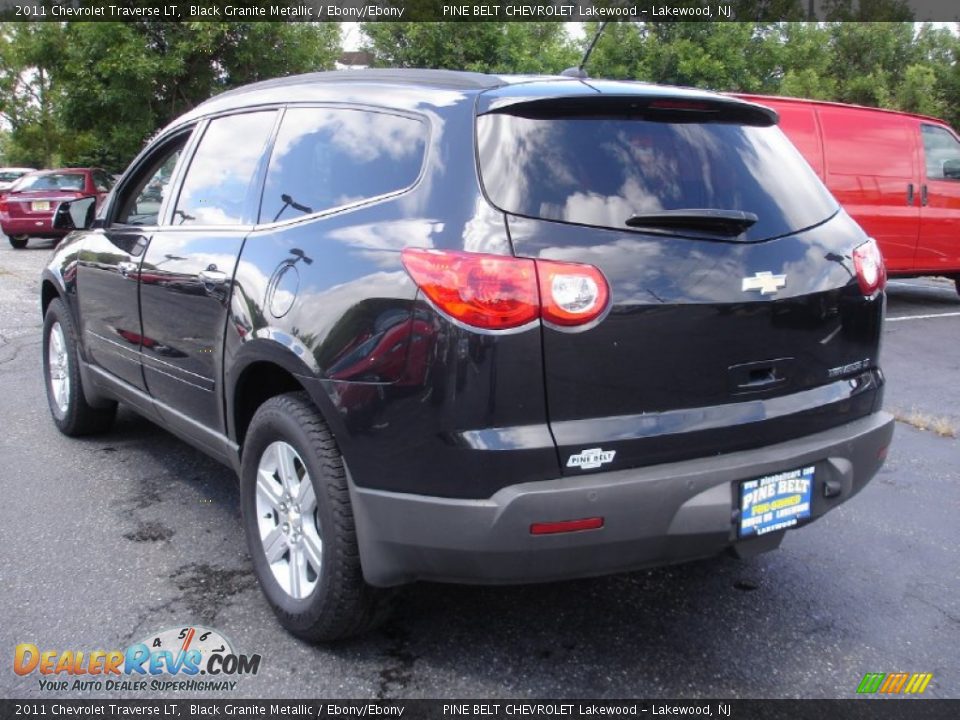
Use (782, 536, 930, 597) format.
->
(43, 298, 117, 436)
(240, 392, 394, 641)
(955, 277, 960, 297)
(8, 235, 28, 249)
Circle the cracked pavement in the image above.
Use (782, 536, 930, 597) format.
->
(0, 236, 957, 700)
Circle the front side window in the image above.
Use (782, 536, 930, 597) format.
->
(922, 124, 960, 181)
(114, 134, 189, 226)
(174, 111, 277, 226)
(259, 107, 427, 224)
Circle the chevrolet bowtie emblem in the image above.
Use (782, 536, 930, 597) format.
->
(742, 271, 787, 295)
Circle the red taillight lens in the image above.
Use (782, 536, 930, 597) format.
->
(852, 238, 886, 297)
(537, 260, 610, 327)
(401, 249, 611, 332)
(400, 249, 539, 331)
(0, 196, 7, 213)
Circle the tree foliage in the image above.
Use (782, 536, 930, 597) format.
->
(361, 22, 578, 74)
(3, 20, 960, 170)
(0, 21, 340, 170)
(359, 21, 960, 130)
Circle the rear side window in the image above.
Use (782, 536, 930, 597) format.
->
(477, 109, 838, 242)
(259, 107, 427, 224)
(174, 111, 277, 226)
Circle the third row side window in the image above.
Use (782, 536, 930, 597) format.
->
(260, 107, 427, 224)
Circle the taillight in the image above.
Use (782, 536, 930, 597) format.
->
(852, 238, 886, 297)
(537, 260, 610, 328)
(400, 248, 610, 332)
(400, 249, 539, 331)
(0, 196, 7, 213)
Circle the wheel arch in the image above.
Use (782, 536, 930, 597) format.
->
(41, 278, 61, 319)
(229, 340, 346, 459)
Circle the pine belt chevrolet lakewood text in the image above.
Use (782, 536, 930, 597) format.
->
(41, 70, 894, 641)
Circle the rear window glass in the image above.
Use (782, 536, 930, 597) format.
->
(14, 173, 85, 192)
(477, 111, 838, 242)
(259, 107, 427, 224)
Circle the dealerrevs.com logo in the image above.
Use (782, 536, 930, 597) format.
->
(14, 626, 261, 692)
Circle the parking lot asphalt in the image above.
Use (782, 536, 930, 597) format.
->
(1, 236, 957, 700)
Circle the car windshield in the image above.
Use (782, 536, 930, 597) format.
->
(477, 109, 839, 242)
(13, 173, 85, 192)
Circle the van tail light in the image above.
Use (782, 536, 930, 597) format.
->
(852, 238, 886, 297)
(0, 196, 7, 213)
(400, 249, 610, 332)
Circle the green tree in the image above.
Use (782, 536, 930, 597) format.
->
(0, 21, 340, 172)
(361, 22, 577, 74)
(896, 64, 944, 118)
(0, 23, 68, 167)
(587, 22, 783, 93)
(56, 22, 341, 170)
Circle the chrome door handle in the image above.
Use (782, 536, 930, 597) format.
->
(199, 269, 228, 285)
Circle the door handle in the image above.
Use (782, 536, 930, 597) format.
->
(907, 183, 914, 205)
(199, 268, 228, 285)
(921, 184, 929, 207)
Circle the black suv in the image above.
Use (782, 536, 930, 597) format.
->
(41, 70, 894, 640)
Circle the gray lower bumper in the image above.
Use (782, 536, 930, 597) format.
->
(350, 412, 894, 587)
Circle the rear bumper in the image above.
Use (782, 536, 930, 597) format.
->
(350, 412, 894, 587)
(1, 215, 61, 238)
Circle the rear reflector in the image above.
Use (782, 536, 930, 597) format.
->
(401, 248, 610, 332)
(852, 238, 887, 297)
(530, 517, 604, 535)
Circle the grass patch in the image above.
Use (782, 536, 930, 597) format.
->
(892, 407, 958, 438)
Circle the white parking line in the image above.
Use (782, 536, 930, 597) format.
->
(888, 281, 957, 294)
(886, 312, 960, 322)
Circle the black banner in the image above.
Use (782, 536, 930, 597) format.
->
(0, 0, 958, 23)
(2, 700, 960, 720)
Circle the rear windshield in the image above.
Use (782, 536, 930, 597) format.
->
(13, 173, 85, 192)
(476, 110, 838, 242)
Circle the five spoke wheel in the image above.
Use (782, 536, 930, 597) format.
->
(255, 441, 323, 600)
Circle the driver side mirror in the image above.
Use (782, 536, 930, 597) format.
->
(942, 159, 960, 180)
(52, 196, 97, 231)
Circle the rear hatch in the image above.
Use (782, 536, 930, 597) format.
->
(476, 87, 884, 475)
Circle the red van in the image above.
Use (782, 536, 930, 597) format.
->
(736, 95, 960, 295)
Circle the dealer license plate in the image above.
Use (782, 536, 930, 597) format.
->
(738, 465, 814, 538)
(31, 201, 50, 211)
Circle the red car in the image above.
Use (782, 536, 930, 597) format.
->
(1, 168, 113, 249)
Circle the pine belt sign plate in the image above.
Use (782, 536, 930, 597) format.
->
(738, 466, 814, 538)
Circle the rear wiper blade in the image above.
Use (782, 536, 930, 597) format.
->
(625, 209, 758, 236)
